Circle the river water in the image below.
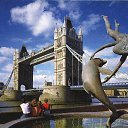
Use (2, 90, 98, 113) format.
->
(0, 101, 21, 113)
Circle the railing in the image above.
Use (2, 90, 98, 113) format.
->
(92, 97, 128, 104)
(104, 82, 128, 86)
(18, 44, 54, 62)
(70, 82, 128, 90)
(30, 52, 54, 65)
(22, 88, 43, 92)
(34, 44, 54, 55)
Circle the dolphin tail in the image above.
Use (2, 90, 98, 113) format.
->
(106, 110, 128, 128)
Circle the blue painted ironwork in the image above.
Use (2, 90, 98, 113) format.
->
(70, 82, 128, 90)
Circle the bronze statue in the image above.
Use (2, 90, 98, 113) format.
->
(82, 58, 127, 128)
(91, 15, 128, 83)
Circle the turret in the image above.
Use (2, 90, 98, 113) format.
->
(78, 27, 83, 41)
(54, 27, 58, 40)
(13, 49, 19, 60)
(63, 17, 67, 35)
(19, 45, 29, 58)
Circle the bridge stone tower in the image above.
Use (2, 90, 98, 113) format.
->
(40, 17, 89, 104)
(54, 17, 83, 86)
(13, 45, 33, 90)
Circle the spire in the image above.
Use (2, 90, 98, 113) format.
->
(78, 27, 83, 41)
(63, 17, 66, 28)
(19, 45, 29, 58)
(62, 17, 67, 35)
(54, 27, 57, 33)
(54, 23, 58, 39)
(78, 27, 83, 36)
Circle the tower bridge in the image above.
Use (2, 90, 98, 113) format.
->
(13, 17, 83, 91)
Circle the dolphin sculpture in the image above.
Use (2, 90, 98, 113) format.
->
(82, 58, 127, 128)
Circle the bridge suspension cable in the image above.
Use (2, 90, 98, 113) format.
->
(1, 70, 14, 92)
(66, 44, 91, 64)
(66, 44, 83, 63)
(66, 44, 128, 82)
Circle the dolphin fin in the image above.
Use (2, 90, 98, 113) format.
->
(106, 110, 128, 128)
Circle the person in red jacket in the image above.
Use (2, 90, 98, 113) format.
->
(42, 98, 50, 116)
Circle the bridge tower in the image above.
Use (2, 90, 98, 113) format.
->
(54, 17, 83, 86)
(40, 17, 88, 104)
(13, 45, 33, 90)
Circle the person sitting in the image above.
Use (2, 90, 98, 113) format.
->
(31, 98, 38, 107)
(31, 98, 42, 117)
(20, 98, 31, 119)
(42, 98, 50, 116)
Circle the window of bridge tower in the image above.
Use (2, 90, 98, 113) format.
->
(21, 85, 26, 91)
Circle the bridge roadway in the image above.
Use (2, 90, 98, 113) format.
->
(18, 44, 54, 66)
(70, 82, 128, 90)
(23, 82, 128, 94)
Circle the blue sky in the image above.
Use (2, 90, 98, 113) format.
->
(1, 0, 128, 89)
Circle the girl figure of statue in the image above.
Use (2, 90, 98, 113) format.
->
(91, 15, 128, 83)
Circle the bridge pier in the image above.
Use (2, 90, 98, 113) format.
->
(39, 85, 91, 104)
(0, 90, 22, 101)
(39, 86, 70, 104)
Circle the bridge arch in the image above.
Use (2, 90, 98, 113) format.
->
(20, 84, 26, 91)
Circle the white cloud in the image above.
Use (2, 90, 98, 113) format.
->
(83, 47, 93, 56)
(0, 57, 8, 63)
(57, 0, 67, 10)
(83, 46, 93, 63)
(96, 47, 114, 58)
(0, 47, 15, 57)
(12, 37, 33, 44)
(57, 0, 81, 20)
(121, 58, 128, 68)
(33, 74, 45, 88)
(81, 14, 101, 35)
(69, 10, 81, 20)
(0, 72, 9, 82)
(115, 72, 128, 81)
(0, 72, 14, 87)
(105, 56, 120, 69)
(26, 41, 53, 55)
(34, 69, 53, 75)
(32, 12, 60, 36)
(11, 0, 49, 25)
(11, 0, 62, 36)
(83, 46, 114, 62)
(35, 41, 53, 49)
(33, 74, 54, 88)
(0, 47, 15, 85)
(2, 63, 13, 72)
